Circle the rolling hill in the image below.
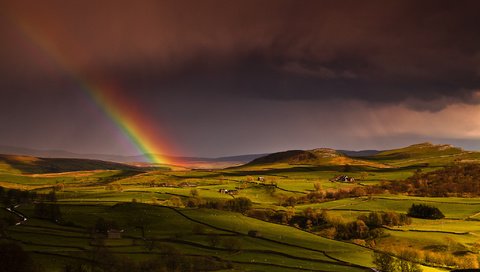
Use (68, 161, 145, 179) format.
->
(0, 154, 142, 174)
(366, 142, 480, 167)
(244, 143, 480, 169)
(246, 148, 390, 168)
(2, 142, 479, 173)
(371, 142, 464, 160)
(2, 142, 478, 271)
(0, 145, 267, 166)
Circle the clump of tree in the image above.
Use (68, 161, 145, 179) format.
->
(375, 164, 480, 197)
(225, 197, 252, 213)
(246, 208, 410, 241)
(373, 252, 422, 272)
(199, 197, 252, 213)
(358, 211, 412, 228)
(380, 242, 480, 269)
(407, 204, 445, 219)
(332, 211, 409, 241)
(0, 186, 37, 206)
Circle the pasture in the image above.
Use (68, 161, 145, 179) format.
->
(2, 146, 479, 271)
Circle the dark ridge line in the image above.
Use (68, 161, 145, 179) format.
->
(58, 200, 118, 204)
(326, 207, 465, 221)
(381, 226, 469, 235)
(327, 207, 467, 220)
(227, 179, 307, 195)
(31, 250, 92, 263)
(329, 208, 375, 212)
(4, 237, 87, 251)
(295, 198, 365, 208)
(274, 186, 307, 195)
(374, 196, 480, 205)
(16, 224, 85, 233)
(158, 192, 190, 198)
(11, 213, 86, 230)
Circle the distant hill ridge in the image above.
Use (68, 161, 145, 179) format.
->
(371, 142, 465, 160)
(246, 143, 478, 167)
(0, 145, 267, 164)
(1, 143, 478, 171)
(0, 154, 141, 174)
(246, 148, 387, 167)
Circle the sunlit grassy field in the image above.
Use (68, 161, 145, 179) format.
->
(3, 145, 480, 271)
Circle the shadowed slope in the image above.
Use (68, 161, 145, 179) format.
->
(0, 154, 142, 174)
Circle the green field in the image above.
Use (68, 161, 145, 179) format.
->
(2, 143, 480, 271)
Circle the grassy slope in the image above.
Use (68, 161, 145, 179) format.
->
(244, 148, 390, 169)
(6, 203, 368, 272)
(3, 143, 479, 271)
(365, 142, 480, 167)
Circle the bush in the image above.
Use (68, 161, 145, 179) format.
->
(359, 211, 411, 229)
(373, 252, 397, 272)
(248, 230, 261, 237)
(408, 204, 445, 219)
(225, 197, 252, 213)
(373, 252, 421, 272)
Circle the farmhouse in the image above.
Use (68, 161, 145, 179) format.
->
(218, 188, 239, 195)
(330, 175, 355, 183)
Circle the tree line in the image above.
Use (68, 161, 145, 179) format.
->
(246, 208, 411, 241)
(375, 164, 480, 197)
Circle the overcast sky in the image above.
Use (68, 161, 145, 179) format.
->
(1, 0, 480, 157)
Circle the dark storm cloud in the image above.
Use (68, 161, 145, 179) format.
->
(2, 0, 480, 111)
(2, 0, 480, 157)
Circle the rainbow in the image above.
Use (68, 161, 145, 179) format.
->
(8, 16, 174, 165)
(81, 79, 174, 165)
